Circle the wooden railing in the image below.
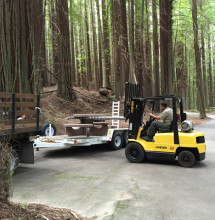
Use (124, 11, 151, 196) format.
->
(0, 92, 40, 136)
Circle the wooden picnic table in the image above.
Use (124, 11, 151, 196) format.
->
(64, 114, 112, 137)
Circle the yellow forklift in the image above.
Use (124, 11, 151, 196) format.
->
(124, 83, 206, 167)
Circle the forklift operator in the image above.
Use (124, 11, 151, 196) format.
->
(143, 102, 173, 141)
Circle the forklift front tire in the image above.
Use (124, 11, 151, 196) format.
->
(125, 143, 145, 163)
(178, 150, 195, 168)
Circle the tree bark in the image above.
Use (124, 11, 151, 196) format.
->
(111, 0, 121, 97)
(96, 0, 107, 88)
(90, 0, 100, 90)
(192, 0, 206, 118)
(208, 24, 213, 107)
(119, 0, 129, 96)
(128, 0, 136, 84)
(102, 0, 111, 88)
(159, 0, 173, 95)
(152, 0, 159, 96)
(200, 1, 207, 108)
(144, 0, 153, 97)
(70, 0, 77, 85)
(84, 0, 92, 90)
(55, 0, 75, 101)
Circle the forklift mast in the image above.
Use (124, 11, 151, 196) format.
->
(128, 98, 145, 139)
(124, 82, 140, 118)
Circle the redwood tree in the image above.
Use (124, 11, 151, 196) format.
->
(192, 0, 206, 118)
(55, 0, 75, 100)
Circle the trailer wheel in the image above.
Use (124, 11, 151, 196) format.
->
(10, 151, 19, 172)
(123, 130, 129, 147)
(125, 143, 145, 163)
(111, 133, 123, 150)
(42, 122, 56, 136)
(178, 150, 195, 168)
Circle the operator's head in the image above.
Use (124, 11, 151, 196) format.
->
(160, 102, 167, 111)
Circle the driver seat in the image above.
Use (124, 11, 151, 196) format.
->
(158, 121, 174, 133)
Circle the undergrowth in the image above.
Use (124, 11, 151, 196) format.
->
(0, 142, 12, 201)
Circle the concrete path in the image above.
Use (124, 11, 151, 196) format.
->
(12, 118, 215, 220)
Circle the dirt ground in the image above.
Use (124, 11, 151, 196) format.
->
(0, 86, 211, 219)
(0, 200, 95, 220)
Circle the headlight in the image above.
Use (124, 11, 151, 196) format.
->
(181, 120, 194, 132)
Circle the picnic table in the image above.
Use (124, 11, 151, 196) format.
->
(64, 114, 125, 137)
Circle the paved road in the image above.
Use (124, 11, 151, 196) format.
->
(12, 119, 215, 220)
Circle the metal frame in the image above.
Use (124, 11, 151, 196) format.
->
(124, 82, 140, 117)
(127, 94, 186, 145)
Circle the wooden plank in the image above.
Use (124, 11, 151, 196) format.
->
(0, 102, 37, 108)
(0, 111, 10, 117)
(0, 93, 12, 98)
(15, 102, 37, 108)
(16, 119, 36, 125)
(0, 127, 40, 136)
(0, 119, 36, 125)
(0, 120, 12, 125)
(15, 93, 37, 99)
(0, 102, 12, 108)
(64, 124, 94, 128)
(15, 110, 37, 116)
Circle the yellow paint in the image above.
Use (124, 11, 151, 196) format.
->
(128, 127, 206, 155)
(131, 101, 134, 113)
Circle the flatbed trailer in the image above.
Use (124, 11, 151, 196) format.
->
(33, 123, 128, 150)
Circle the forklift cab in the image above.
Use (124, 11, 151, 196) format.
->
(124, 83, 206, 168)
(128, 95, 186, 144)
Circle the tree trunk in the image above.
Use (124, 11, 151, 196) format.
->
(192, 0, 206, 118)
(102, 0, 111, 88)
(128, 0, 136, 84)
(96, 0, 107, 88)
(144, 0, 153, 97)
(50, 0, 59, 82)
(119, 0, 129, 96)
(208, 24, 213, 107)
(200, 1, 207, 108)
(90, 0, 100, 90)
(111, 0, 121, 97)
(55, 0, 75, 101)
(0, 0, 44, 93)
(84, 0, 92, 90)
(70, 0, 77, 85)
(152, 0, 159, 97)
(136, 0, 145, 95)
(159, 0, 173, 95)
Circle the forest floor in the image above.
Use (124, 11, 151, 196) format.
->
(0, 85, 212, 220)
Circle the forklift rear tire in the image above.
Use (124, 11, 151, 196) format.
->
(178, 150, 195, 168)
(125, 143, 145, 163)
(111, 133, 123, 150)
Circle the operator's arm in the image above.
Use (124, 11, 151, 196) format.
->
(149, 113, 160, 120)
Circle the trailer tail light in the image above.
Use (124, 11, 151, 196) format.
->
(74, 140, 78, 143)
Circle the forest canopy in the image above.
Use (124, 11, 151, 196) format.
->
(0, 0, 215, 117)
